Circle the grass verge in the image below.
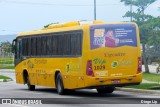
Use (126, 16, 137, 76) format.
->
(143, 72, 160, 82)
(2, 66, 15, 69)
(0, 75, 11, 80)
(0, 65, 14, 69)
(0, 61, 13, 64)
(124, 83, 160, 89)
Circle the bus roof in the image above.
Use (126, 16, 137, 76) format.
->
(17, 20, 137, 37)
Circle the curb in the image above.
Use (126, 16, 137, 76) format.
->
(0, 79, 13, 82)
(116, 87, 160, 94)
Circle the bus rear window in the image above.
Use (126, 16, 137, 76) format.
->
(90, 24, 137, 50)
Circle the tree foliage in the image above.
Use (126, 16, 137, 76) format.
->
(121, 0, 157, 43)
(0, 41, 12, 53)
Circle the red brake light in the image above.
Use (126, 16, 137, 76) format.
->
(86, 60, 94, 76)
(137, 57, 142, 73)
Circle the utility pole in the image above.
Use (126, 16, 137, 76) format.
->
(130, 0, 133, 21)
(94, 0, 96, 20)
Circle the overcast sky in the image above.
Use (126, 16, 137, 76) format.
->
(0, 0, 159, 35)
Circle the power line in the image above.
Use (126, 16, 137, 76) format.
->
(2, 0, 124, 6)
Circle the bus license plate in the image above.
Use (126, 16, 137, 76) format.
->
(112, 79, 120, 84)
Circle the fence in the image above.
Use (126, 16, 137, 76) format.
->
(0, 47, 14, 69)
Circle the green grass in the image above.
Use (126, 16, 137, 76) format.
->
(143, 72, 160, 82)
(0, 61, 13, 64)
(2, 66, 15, 69)
(124, 73, 160, 90)
(125, 83, 160, 89)
(0, 65, 14, 69)
(0, 57, 14, 64)
(0, 75, 11, 80)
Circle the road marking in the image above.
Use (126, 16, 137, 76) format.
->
(15, 91, 43, 95)
(9, 104, 29, 107)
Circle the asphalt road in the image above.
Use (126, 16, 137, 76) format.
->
(0, 70, 160, 107)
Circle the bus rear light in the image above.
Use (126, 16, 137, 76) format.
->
(86, 60, 94, 77)
(137, 57, 142, 74)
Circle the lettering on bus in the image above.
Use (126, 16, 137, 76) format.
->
(104, 52, 126, 57)
(111, 59, 133, 68)
(118, 59, 133, 66)
(94, 65, 105, 71)
(66, 64, 70, 72)
(93, 58, 106, 65)
(36, 69, 46, 73)
(93, 58, 106, 71)
(34, 59, 47, 64)
(36, 69, 47, 79)
(66, 63, 80, 72)
(27, 60, 34, 70)
(96, 70, 108, 76)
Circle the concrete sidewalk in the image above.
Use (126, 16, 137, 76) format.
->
(142, 65, 160, 74)
(142, 79, 160, 84)
(0, 69, 15, 72)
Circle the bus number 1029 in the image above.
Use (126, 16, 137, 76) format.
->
(94, 65, 105, 70)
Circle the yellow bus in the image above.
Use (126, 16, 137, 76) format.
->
(12, 20, 142, 95)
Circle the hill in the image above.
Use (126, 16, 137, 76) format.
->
(0, 34, 16, 43)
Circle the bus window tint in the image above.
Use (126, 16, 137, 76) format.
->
(52, 35, 58, 55)
(31, 37, 37, 56)
(37, 37, 41, 56)
(47, 36, 52, 55)
(63, 33, 71, 55)
(41, 36, 47, 55)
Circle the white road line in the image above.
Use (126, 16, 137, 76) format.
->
(9, 104, 29, 107)
(15, 91, 43, 95)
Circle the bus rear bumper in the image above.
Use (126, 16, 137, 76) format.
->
(84, 73, 142, 88)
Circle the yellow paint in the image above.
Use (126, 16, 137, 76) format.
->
(15, 21, 142, 89)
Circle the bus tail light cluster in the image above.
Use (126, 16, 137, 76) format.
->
(86, 60, 94, 76)
(137, 57, 142, 74)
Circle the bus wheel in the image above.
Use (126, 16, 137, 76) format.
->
(26, 76, 35, 91)
(56, 73, 65, 95)
(97, 86, 115, 94)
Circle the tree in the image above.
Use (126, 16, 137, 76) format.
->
(0, 41, 12, 53)
(120, 0, 157, 73)
(147, 16, 160, 63)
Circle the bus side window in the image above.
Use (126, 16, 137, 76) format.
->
(76, 33, 82, 55)
(16, 39, 22, 60)
(70, 32, 82, 56)
(31, 37, 37, 56)
(63, 33, 71, 55)
(52, 35, 58, 55)
(41, 36, 47, 56)
(28, 38, 31, 56)
(37, 37, 41, 56)
(47, 35, 52, 55)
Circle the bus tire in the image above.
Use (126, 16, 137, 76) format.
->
(56, 73, 65, 95)
(97, 86, 115, 94)
(26, 76, 35, 91)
